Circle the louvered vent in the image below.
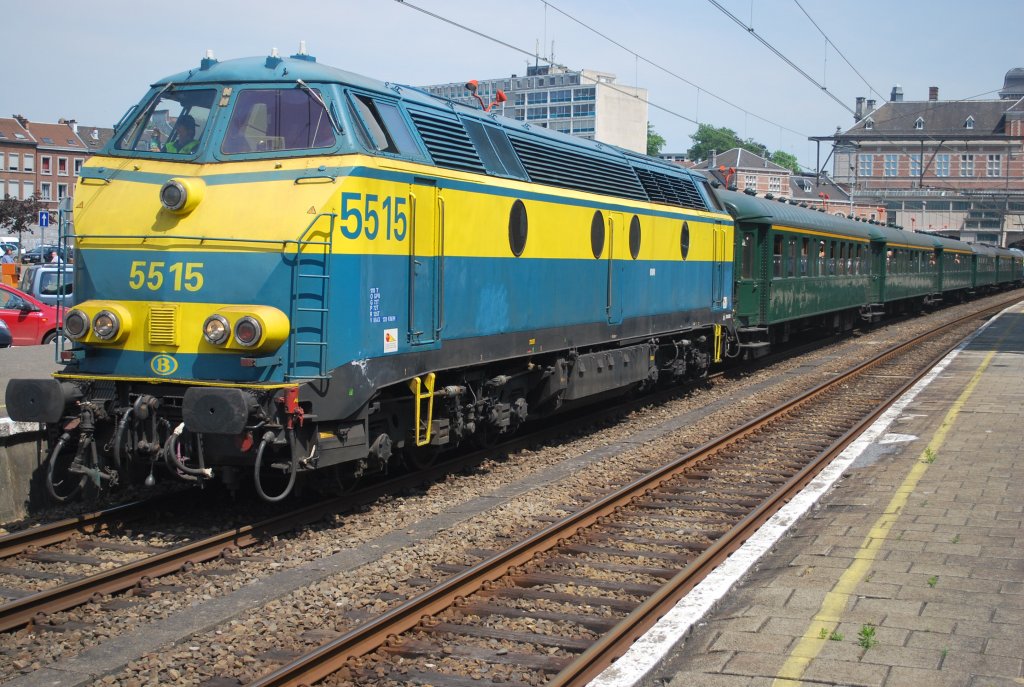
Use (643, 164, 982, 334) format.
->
(507, 135, 648, 200)
(633, 167, 708, 211)
(408, 109, 487, 174)
(148, 306, 178, 346)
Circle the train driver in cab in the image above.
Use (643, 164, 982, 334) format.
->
(163, 114, 199, 154)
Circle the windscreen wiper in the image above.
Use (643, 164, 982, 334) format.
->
(296, 79, 342, 133)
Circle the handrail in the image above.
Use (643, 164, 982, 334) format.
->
(74, 232, 331, 251)
(287, 212, 337, 381)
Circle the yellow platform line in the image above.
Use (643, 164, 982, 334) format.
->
(772, 342, 1002, 686)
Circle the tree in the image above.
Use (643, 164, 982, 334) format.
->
(686, 123, 742, 161)
(646, 123, 666, 156)
(688, 122, 805, 172)
(0, 194, 46, 248)
(770, 150, 802, 174)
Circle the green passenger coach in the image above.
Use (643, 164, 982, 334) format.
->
(718, 189, 1018, 357)
(722, 190, 877, 353)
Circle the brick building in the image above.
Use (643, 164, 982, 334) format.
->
(0, 116, 113, 245)
(818, 67, 1024, 246)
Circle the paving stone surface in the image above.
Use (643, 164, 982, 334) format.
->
(649, 304, 1024, 686)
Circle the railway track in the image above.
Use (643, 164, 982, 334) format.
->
(0, 293, 1017, 683)
(246, 295, 1021, 687)
(0, 333, 750, 636)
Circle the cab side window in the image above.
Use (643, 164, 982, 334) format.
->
(350, 95, 419, 157)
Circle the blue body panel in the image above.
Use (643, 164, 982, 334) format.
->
(72, 248, 728, 382)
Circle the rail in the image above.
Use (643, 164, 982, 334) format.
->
(248, 293, 1023, 687)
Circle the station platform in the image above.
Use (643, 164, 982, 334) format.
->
(593, 300, 1024, 687)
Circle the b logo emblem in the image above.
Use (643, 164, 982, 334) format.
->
(151, 354, 178, 376)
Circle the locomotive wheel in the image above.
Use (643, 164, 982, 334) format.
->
(404, 445, 440, 471)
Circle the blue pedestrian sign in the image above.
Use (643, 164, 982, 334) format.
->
(38, 211, 50, 227)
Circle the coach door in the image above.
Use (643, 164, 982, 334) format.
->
(870, 240, 886, 303)
(408, 179, 442, 346)
(606, 212, 625, 324)
(734, 225, 766, 323)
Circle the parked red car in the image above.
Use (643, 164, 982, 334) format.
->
(0, 283, 62, 345)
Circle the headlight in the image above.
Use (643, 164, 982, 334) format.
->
(159, 177, 205, 214)
(234, 316, 262, 347)
(203, 314, 230, 345)
(160, 180, 187, 211)
(64, 309, 90, 340)
(92, 310, 120, 340)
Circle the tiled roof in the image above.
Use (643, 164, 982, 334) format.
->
(30, 122, 86, 151)
(77, 125, 115, 152)
(700, 147, 789, 173)
(789, 174, 851, 201)
(0, 118, 36, 145)
(844, 100, 1012, 136)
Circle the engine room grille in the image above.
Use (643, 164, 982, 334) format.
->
(148, 306, 178, 346)
(506, 134, 648, 201)
(408, 108, 487, 175)
(633, 167, 708, 211)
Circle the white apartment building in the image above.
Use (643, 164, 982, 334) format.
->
(421, 64, 648, 154)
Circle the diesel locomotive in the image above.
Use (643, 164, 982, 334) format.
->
(7, 49, 1021, 502)
(7, 49, 734, 501)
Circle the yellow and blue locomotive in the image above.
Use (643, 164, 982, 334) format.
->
(7, 49, 734, 500)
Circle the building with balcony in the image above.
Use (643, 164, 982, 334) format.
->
(816, 68, 1024, 246)
(420, 64, 648, 154)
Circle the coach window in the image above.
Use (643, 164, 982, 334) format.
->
(509, 200, 528, 257)
(591, 211, 605, 258)
(629, 215, 641, 259)
(827, 242, 836, 275)
(816, 241, 826, 276)
(740, 232, 754, 279)
(786, 237, 796, 277)
(800, 238, 809, 276)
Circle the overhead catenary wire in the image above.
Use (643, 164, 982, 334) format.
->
(394, 0, 812, 145)
(394, 0, 705, 126)
(540, 0, 809, 139)
(707, 0, 855, 116)
(792, 0, 886, 103)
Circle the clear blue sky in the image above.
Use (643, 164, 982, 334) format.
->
(4, 0, 1020, 170)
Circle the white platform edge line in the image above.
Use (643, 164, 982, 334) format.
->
(587, 306, 1009, 687)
